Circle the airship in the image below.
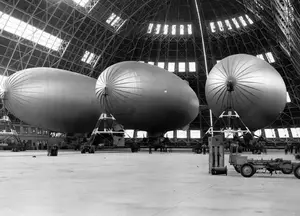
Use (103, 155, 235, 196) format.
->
(3, 67, 102, 133)
(95, 61, 199, 137)
(205, 54, 287, 130)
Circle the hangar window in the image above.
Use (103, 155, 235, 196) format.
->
(171, 25, 176, 35)
(81, 51, 97, 65)
(238, 16, 247, 27)
(237, 128, 243, 137)
(254, 129, 262, 137)
(224, 20, 232, 30)
(106, 13, 126, 31)
(155, 24, 161, 34)
(180, 25, 184, 35)
(210, 22, 216, 33)
(73, 0, 90, 7)
(178, 62, 185, 72)
(157, 62, 165, 69)
(291, 128, 300, 138)
(168, 62, 175, 72)
(177, 130, 187, 138)
(265, 52, 275, 63)
(278, 128, 289, 138)
(232, 18, 240, 28)
(137, 131, 147, 138)
(189, 62, 196, 72)
(148, 61, 154, 65)
(124, 129, 134, 138)
(147, 23, 154, 33)
(190, 130, 201, 139)
(187, 24, 192, 35)
(0, 12, 63, 51)
(217, 21, 224, 31)
(163, 24, 169, 35)
(256, 54, 265, 61)
(164, 131, 174, 138)
(245, 14, 254, 24)
(287, 92, 291, 103)
(264, 129, 276, 138)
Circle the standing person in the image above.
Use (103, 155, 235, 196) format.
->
(284, 144, 288, 155)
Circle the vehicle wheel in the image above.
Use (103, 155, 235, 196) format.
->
(233, 165, 241, 173)
(293, 165, 300, 179)
(281, 163, 293, 174)
(240, 163, 256, 178)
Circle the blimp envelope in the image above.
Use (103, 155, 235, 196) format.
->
(3, 67, 102, 133)
(205, 54, 286, 130)
(95, 61, 199, 137)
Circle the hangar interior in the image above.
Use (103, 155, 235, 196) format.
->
(1, 1, 300, 216)
(0, 0, 299, 148)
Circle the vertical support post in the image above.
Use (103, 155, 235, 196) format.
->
(194, 0, 214, 136)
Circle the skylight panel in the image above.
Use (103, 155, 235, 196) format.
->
(178, 62, 185, 72)
(137, 131, 147, 138)
(73, 0, 90, 7)
(254, 130, 262, 137)
(217, 21, 224, 31)
(81, 50, 97, 65)
(210, 22, 216, 32)
(287, 92, 291, 103)
(106, 13, 116, 24)
(245, 14, 254, 24)
(265, 129, 276, 138)
(111, 16, 121, 27)
(291, 128, 300, 138)
(171, 25, 176, 35)
(148, 61, 154, 65)
(180, 25, 184, 35)
(187, 24, 192, 35)
(155, 24, 161, 34)
(0, 12, 63, 51)
(168, 62, 175, 72)
(225, 20, 232, 30)
(81, 51, 89, 62)
(177, 130, 187, 138)
(164, 131, 174, 138)
(189, 62, 196, 72)
(265, 52, 275, 63)
(147, 23, 154, 33)
(278, 128, 289, 138)
(190, 130, 201, 139)
(232, 18, 240, 28)
(256, 54, 264, 60)
(163, 24, 169, 35)
(238, 16, 247, 27)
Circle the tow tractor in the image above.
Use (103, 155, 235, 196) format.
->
(229, 144, 300, 179)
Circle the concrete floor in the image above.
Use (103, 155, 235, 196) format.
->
(0, 150, 299, 216)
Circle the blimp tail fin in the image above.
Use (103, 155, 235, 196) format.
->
(181, 124, 190, 131)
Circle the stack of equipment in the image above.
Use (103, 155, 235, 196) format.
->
(209, 135, 227, 175)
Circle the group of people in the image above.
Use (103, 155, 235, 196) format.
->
(284, 142, 300, 154)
